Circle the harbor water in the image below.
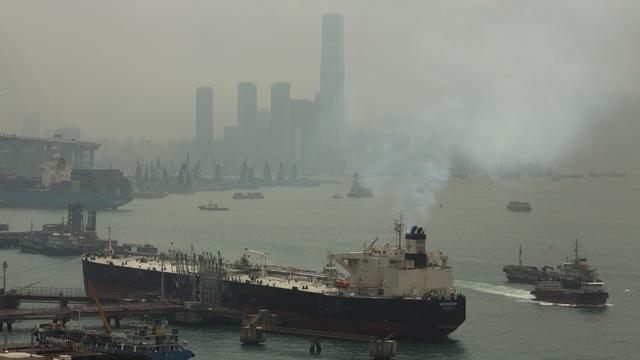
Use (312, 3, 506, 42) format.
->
(0, 176, 638, 359)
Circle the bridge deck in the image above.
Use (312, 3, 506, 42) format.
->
(0, 303, 181, 322)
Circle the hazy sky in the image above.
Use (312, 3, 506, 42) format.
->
(1, 0, 639, 168)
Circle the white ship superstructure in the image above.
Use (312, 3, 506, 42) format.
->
(328, 222, 455, 298)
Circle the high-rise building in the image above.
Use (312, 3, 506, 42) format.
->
(237, 82, 257, 130)
(195, 86, 213, 161)
(270, 82, 291, 160)
(290, 99, 315, 166)
(319, 13, 345, 163)
(237, 82, 258, 158)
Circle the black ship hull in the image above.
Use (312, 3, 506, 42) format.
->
(82, 259, 465, 340)
(531, 289, 609, 306)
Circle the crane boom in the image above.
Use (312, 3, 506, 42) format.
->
(87, 281, 111, 336)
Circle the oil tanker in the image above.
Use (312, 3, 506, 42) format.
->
(82, 222, 466, 340)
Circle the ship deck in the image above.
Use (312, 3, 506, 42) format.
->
(85, 255, 339, 295)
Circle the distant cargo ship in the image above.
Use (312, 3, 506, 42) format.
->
(0, 158, 132, 209)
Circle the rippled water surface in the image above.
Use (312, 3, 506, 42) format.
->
(1, 176, 638, 359)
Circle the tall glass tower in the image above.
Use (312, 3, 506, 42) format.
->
(195, 86, 213, 161)
(319, 14, 345, 161)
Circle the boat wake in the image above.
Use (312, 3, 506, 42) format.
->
(455, 280, 534, 300)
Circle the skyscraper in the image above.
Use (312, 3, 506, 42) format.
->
(237, 82, 257, 130)
(195, 86, 213, 161)
(270, 82, 291, 160)
(319, 14, 345, 163)
(290, 98, 315, 165)
(237, 82, 258, 158)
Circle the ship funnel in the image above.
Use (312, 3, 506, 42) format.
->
(405, 227, 426, 241)
(405, 225, 427, 267)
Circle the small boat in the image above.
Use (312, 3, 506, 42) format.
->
(199, 198, 229, 211)
(34, 319, 195, 360)
(507, 201, 532, 212)
(332, 193, 342, 199)
(233, 192, 264, 200)
(346, 173, 373, 198)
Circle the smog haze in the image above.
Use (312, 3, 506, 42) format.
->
(1, 0, 639, 170)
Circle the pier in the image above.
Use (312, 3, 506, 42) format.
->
(0, 303, 181, 325)
(0, 232, 24, 249)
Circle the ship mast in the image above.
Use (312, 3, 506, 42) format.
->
(518, 245, 522, 266)
(394, 219, 405, 249)
(107, 225, 113, 255)
(574, 238, 579, 263)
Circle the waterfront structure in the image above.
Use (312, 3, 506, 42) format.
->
(195, 86, 214, 161)
(54, 127, 81, 141)
(0, 134, 99, 177)
(319, 14, 345, 169)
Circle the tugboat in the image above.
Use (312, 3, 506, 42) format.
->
(531, 240, 609, 306)
(346, 173, 373, 198)
(198, 198, 229, 211)
(503, 245, 556, 284)
(507, 201, 532, 212)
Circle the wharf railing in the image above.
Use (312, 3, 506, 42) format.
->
(0, 302, 182, 322)
(12, 287, 87, 298)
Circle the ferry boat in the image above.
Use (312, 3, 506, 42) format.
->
(232, 192, 264, 200)
(82, 221, 466, 340)
(507, 201, 532, 212)
(531, 240, 609, 306)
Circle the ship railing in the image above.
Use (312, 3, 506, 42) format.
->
(11, 286, 88, 298)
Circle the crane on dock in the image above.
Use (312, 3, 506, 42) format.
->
(86, 281, 111, 336)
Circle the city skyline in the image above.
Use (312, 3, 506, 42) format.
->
(2, 1, 640, 171)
